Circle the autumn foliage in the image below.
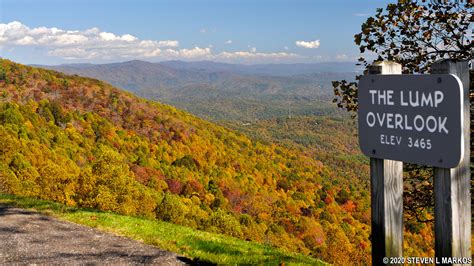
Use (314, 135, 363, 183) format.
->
(0, 59, 375, 263)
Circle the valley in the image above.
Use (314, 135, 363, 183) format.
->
(0, 59, 436, 264)
(39, 60, 355, 121)
(0, 59, 371, 264)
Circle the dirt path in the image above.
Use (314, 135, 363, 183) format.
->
(0, 204, 189, 265)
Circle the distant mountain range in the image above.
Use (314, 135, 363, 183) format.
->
(35, 60, 215, 93)
(160, 60, 361, 76)
(38, 60, 360, 76)
(34, 60, 360, 94)
(35, 60, 359, 121)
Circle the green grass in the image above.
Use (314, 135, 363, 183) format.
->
(0, 194, 326, 265)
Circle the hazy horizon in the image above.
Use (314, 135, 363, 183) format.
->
(28, 58, 359, 67)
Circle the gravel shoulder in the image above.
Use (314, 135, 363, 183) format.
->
(0, 204, 188, 265)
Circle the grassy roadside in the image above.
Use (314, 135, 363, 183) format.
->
(0, 194, 326, 265)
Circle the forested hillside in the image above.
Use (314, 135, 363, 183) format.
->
(160, 60, 360, 76)
(39, 60, 354, 121)
(223, 116, 437, 258)
(0, 59, 371, 264)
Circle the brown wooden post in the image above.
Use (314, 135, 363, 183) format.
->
(431, 60, 471, 265)
(367, 62, 404, 265)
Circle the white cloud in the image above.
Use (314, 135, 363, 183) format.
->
(177, 47, 211, 58)
(156, 40, 179, 47)
(335, 53, 348, 60)
(48, 48, 98, 60)
(16, 36, 36, 45)
(295, 39, 320, 49)
(0, 21, 303, 63)
(199, 28, 216, 34)
(216, 51, 298, 62)
(0, 21, 180, 60)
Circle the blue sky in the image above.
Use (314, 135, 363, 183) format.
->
(0, 0, 392, 65)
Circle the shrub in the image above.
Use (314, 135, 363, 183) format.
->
(156, 192, 188, 224)
(208, 209, 242, 237)
(172, 155, 197, 170)
(0, 162, 21, 194)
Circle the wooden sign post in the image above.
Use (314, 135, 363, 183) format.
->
(358, 60, 470, 265)
(432, 60, 471, 264)
(366, 62, 404, 265)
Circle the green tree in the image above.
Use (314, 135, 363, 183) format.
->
(156, 192, 188, 224)
(332, 1, 472, 224)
